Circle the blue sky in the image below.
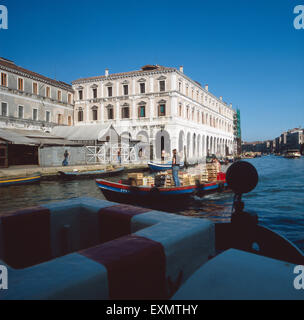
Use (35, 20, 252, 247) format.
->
(0, 0, 303, 141)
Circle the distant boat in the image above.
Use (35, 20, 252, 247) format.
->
(0, 173, 41, 187)
(58, 167, 124, 180)
(284, 150, 301, 159)
(96, 178, 228, 206)
(148, 161, 184, 172)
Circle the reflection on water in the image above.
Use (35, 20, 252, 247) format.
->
(0, 156, 303, 252)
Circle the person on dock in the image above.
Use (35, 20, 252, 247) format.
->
(117, 149, 122, 164)
(172, 149, 181, 187)
(62, 150, 69, 166)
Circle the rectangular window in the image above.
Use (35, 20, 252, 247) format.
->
(139, 106, 145, 118)
(33, 108, 38, 121)
(123, 85, 129, 96)
(68, 94, 72, 104)
(46, 111, 51, 122)
(140, 83, 145, 94)
(159, 104, 166, 116)
(78, 90, 83, 100)
(108, 87, 112, 97)
(78, 110, 84, 122)
(18, 78, 24, 91)
(92, 109, 98, 121)
(1, 102, 8, 116)
(93, 88, 97, 99)
(122, 107, 129, 119)
(57, 90, 62, 101)
(57, 114, 63, 124)
(46, 87, 51, 98)
(159, 81, 165, 92)
(18, 106, 24, 119)
(1, 73, 7, 87)
(33, 82, 38, 95)
(68, 116, 72, 126)
(108, 108, 114, 120)
(179, 105, 182, 117)
(178, 82, 182, 92)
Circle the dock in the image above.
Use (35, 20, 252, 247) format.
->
(0, 163, 149, 180)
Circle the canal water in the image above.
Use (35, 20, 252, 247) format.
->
(0, 155, 303, 252)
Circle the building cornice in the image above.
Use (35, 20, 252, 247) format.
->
(0, 65, 74, 92)
(72, 69, 176, 85)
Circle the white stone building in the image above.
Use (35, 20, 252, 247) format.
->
(0, 57, 74, 132)
(72, 64, 235, 162)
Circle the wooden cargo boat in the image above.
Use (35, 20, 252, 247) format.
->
(0, 173, 41, 187)
(95, 178, 228, 206)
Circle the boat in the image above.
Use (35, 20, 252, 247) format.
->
(148, 161, 184, 172)
(95, 177, 228, 206)
(0, 173, 41, 187)
(58, 167, 125, 180)
(2, 161, 304, 300)
(284, 150, 301, 159)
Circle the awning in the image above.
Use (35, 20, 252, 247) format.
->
(52, 124, 119, 141)
(0, 128, 80, 146)
(0, 128, 38, 146)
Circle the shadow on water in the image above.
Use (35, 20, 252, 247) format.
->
(0, 155, 303, 252)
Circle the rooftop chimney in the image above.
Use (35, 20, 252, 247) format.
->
(179, 66, 184, 73)
(105, 69, 109, 77)
(205, 84, 209, 91)
(219, 96, 223, 101)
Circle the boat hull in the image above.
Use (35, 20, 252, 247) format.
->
(148, 162, 184, 172)
(0, 174, 41, 187)
(96, 178, 228, 207)
(58, 167, 124, 180)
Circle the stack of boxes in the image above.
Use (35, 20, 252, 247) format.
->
(206, 164, 218, 182)
(127, 173, 155, 186)
(126, 162, 221, 188)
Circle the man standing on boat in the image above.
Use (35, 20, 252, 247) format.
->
(161, 149, 166, 163)
(172, 149, 181, 187)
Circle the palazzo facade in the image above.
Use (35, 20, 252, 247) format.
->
(72, 64, 235, 162)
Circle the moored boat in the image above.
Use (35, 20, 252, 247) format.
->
(95, 177, 228, 206)
(0, 173, 41, 187)
(284, 150, 301, 159)
(58, 167, 124, 180)
(148, 161, 184, 172)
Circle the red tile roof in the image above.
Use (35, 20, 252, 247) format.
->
(0, 57, 73, 91)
